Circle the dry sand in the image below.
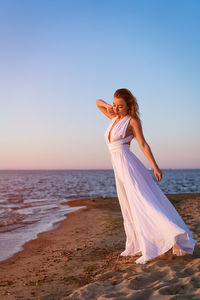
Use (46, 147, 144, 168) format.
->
(0, 193, 200, 300)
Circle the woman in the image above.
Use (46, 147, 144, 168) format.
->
(96, 88, 196, 264)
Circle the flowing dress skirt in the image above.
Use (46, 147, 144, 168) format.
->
(110, 144, 196, 264)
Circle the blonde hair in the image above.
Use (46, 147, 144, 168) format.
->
(114, 88, 142, 124)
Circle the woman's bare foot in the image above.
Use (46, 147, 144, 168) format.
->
(159, 248, 173, 260)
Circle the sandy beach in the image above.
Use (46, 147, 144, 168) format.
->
(0, 193, 200, 299)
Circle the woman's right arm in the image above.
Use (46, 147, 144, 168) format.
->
(96, 99, 115, 119)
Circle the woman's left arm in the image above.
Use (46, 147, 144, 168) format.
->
(130, 118, 162, 181)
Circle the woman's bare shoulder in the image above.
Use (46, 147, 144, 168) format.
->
(129, 117, 142, 126)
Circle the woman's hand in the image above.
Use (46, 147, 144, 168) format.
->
(154, 167, 162, 182)
(106, 104, 116, 116)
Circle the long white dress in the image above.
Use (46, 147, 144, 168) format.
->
(104, 114, 196, 264)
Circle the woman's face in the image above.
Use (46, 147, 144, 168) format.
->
(113, 97, 128, 117)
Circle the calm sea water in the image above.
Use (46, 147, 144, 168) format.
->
(0, 169, 199, 262)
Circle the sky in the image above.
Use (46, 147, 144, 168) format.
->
(0, 0, 199, 170)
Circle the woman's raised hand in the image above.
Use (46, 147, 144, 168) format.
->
(106, 104, 116, 116)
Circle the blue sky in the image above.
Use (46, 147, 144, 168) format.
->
(0, 0, 199, 169)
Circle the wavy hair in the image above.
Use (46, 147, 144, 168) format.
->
(113, 88, 142, 124)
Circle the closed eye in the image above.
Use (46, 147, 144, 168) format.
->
(113, 105, 123, 108)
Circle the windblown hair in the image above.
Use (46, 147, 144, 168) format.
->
(114, 88, 142, 124)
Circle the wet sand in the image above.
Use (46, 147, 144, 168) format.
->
(0, 193, 200, 299)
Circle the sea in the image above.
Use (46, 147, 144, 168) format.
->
(0, 169, 200, 262)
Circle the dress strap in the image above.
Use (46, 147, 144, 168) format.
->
(121, 116, 131, 138)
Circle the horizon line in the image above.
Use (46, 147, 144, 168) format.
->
(0, 168, 200, 171)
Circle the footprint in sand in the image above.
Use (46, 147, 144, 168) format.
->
(182, 267, 196, 276)
(127, 270, 168, 290)
(190, 276, 200, 288)
(159, 283, 186, 295)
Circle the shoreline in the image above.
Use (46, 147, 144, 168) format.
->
(0, 193, 200, 299)
(0, 203, 87, 264)
(0, 196, 118, 264)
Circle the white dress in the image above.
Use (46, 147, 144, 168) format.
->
(104, 114, 196, 264)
